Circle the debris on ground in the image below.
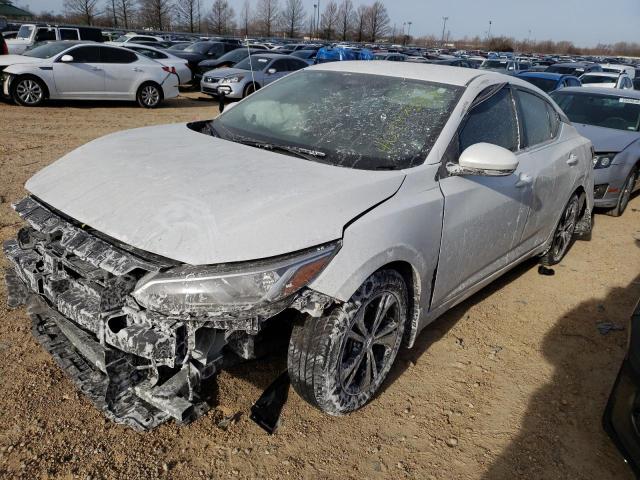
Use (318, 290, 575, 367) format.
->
(597, 322, 625, 335)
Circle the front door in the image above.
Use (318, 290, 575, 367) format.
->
(52, 46, 105, 97)
(431, 86, 532, 308)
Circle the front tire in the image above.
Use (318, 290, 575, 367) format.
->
(136, 82, 162, 108)
(243, 82, 258, 98)
(541, 193, 580, 266)
(606, 169, 637, 217)
(288, 270, 408, 415)
(12, 76, 46, 106)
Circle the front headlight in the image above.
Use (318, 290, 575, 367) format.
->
(132, 242, 340, 315)
(220, 74, 245, 84)
(593, 153, 616, 169)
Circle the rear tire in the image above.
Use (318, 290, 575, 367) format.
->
(541, 193, 580, 266)
(288, 269, 407, 415)
(605, 169, 637, 217)
(11, 75, 46, 107)
(136, 82, 162, 108)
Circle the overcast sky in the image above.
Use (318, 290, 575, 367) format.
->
(14, 0, 640, 47)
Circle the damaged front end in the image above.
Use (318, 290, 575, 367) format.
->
(3, 196, 337, 430)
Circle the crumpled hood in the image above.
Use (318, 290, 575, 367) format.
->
(25, 123, 405, 265)
(573, 123, 640, 153)
(0, 54, 44, 67)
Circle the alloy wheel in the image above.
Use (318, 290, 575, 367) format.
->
(551, 198, 579, 261)
(140, 85, 160, 107)
(619, 171, 636, 214)
(339, 291, 402, 395)
(16, 79, 43, 105)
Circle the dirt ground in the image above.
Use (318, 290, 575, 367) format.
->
(1, 92, 639, 480)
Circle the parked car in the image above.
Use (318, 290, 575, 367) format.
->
(6, 23, 103, 54)
(604, 299, 640, 478)
(200, 53, 308, 99)
(1, 41, 178, 108)
(3, 63, 593, 429)
(580, 72, 634, 90)
(373, 52, 407, 61)
(123, 42, 192, 85)
(600, 63, 636, 79)
(195, 47, 262, 82)
(551, 87, 640, 216)
(167, 41, 193, 51)
(546, 62, 602, 76)
(111, 32, 164, 44)
(516, 71, 582, 93)
(171, 41, 238, 76)
(431, 58, 474, 68)
(290, 49, 318, 65)
(479, 59, 530, 74)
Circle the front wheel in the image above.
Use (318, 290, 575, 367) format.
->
(541, 193, 580, 266)
(606, 169, 637, 217)
(12, 76, 46, 106)
(243, 82, 258, 98)
(288, 270, 407, 415)
(136, 82, 162, 108)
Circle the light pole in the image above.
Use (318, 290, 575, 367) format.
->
(488, 20, 492, 40)
(441, 16, 449, 46)
(317, 0, 321, 39)
(313, 4, 317, 39)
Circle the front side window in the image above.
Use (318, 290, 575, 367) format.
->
(212, 70, 463, 170)
(67, 46, 101, 63)
(515, 90, 553, 147)
(459, 87, 519, 153)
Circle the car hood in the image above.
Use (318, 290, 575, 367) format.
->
(25, 123, 406, 265)
(171, 51, 205, 62)
(0, 54, 45, 67)
(204, 67, 247, 79)
(573, 123, 640, 153)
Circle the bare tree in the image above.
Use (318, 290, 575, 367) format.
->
(320, 1, 338, 40)
(354, 4, 368, 43)
(255, 0, 279, 37)
(113, 0, 136, 29)
(280, 0, 305, 39)
(207, 0, 235, 35)
(337, 0, 354, 41)
(240, 0, 251, 37)
(175, 0, 200, 32)
(367, 1, 389, 42)
(63, 0, 100, 25)
(138, 0, 172, 29)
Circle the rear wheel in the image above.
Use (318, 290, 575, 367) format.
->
(288, 270, 407, 415)
(541, 193, 580, 266)
(12, 76, 46, 106)
(136, 82, 162, 108)
(606, 169, 637, 217)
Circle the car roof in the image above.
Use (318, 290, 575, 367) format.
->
(581, 72, 620, 77)
(309, 61, 511, 87)
(248, 52, 292, 59)
(556, 87, 640, 99)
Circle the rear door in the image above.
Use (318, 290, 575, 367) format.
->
(512, 88, 582, 255)
(431, 85, 532, 308)
(52, 45, 105, 97)
(100, 46, 143, 98)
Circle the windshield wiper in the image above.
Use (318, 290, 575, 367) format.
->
(235, 138, 327, 162)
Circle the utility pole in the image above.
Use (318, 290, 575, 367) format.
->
(313, 4, 317, 39)
(407, 21, 412, 44)
(111, 0, 117, 27)
(317, 0, 321, 39)
(488, 20, 492, 40)
(441, 16, 449, 46)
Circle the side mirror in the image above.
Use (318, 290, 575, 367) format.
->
(60, 54, 74, 62)
(267, 68, 276, 74)
(449, 143, 519, 176)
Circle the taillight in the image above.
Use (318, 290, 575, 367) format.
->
(162, 66, 177, 74)
(1, 41, 7, 55)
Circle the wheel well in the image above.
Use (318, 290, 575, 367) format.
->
(12, 74, 49, 98)
(138, 81, 163, 99)
(376, 261, 421, 347)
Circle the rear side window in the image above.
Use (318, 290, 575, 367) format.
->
(459, 87, 519, 153)
(59, 28, 79, 40)
(100, 47, 138, 64)
(68, 46, 101, 63)
(516, 90, 553, 147)
(35, 28, 56, 42)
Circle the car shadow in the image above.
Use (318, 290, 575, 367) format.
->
(481, 261, 640, 477)
(9, 95, 211, 110)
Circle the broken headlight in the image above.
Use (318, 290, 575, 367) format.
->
(593, 153, 615, 169)
(132, 242, 340, 315)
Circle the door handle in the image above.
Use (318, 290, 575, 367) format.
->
(567, 154, 578, 166)
(133, 67, 143, 72)
(91, 67, 102, 71)
(515, 173, 533, 188)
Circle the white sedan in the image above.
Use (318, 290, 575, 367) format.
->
(121, 42, 192, 85)
(1, 41, 179, 108)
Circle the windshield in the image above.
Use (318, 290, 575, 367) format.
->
(580, 75, 617, 85)
(480, 60, 506, 70)
(16, 25, 34, 40)
(219, 48, 249, 63)
(23, 42, 74, 58)
(212, 70, 463, 170)
(551, 92, 640, 131)
(113, 35, 129, 43)
(520, 76, 558, 92)
(184, 42, 210, 54)
(234, 55, 272, 70)
(291, 50, 313, 59)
